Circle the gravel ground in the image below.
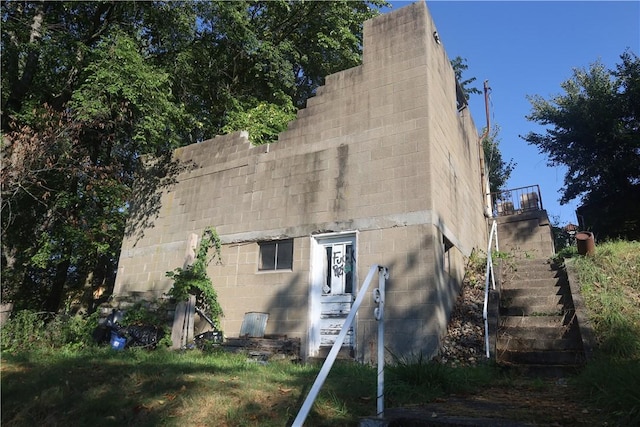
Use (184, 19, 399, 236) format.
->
(433, 274, 486, 367)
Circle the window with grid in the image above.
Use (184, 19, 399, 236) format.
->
(258, 239, 293, 271)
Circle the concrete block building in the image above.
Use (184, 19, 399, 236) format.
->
(114, 1, 489, 362)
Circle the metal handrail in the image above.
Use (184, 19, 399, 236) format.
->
(292, 265, 389, 426)
(489, 184, 543, 216)
(483, 220, 499, 358)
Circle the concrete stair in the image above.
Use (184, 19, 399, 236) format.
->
(496, 258, 586, 376)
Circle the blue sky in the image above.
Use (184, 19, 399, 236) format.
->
(384, 1, 640, 225)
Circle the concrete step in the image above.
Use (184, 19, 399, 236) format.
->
(507, 258, 551, 268)
(500, 310, 577, 328)
(498, 349, 585, 366)
(501, 259, 562, 277)
(502, 278, 564, 290)
(502, 294, 571, 308)
(501, 363, 584, 378)
(500, 289, 571, 307)
(500, 315, 570, 329)
(508, 264, 556, 276)
(504, 267, 563, 281)
(501, 305, 565, 316)
(502, 287, 565, 299)
(494, 258, 587, 375)
(497, 336, 583, 352)
(498, 324, 580, 341)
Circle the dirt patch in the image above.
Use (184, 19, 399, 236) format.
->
(387, 379, 606, 426)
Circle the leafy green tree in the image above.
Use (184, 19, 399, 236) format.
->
(451, 56, 482, 101)
(483, 126, 516, 193)
(1, 1, 388, 313)
(451, 57, 514, 193)
(222, 98, 296, 145)
(1, 31, 187, 312)
(1, 4, 190, 312)
(523, 51, 640, 239)
(167, 0, 387, 143)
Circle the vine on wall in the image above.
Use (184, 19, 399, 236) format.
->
(165, 227, 223, 330)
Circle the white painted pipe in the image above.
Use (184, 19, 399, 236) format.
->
(292, 265, 382, 427)
(376, 267, 388, 418)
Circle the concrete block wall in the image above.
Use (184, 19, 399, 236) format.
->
(114, 1, 487, 361)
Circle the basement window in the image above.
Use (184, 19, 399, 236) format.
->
(443, 235, 454, 275)
(258, 239, 293, 271)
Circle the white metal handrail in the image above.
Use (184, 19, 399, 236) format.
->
(292, 265, 389, 426)
(483, 219, 499, 358)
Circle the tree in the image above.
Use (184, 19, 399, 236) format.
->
(1, 1, 389, 313)
(1, 32, 187, 312)
(451, 56, 482, 101)
(164, 0, 387, 143)
(1, 3, 194, 312)
(483, 126, 516, 194)
(523, 51, 640, 239)
(451, 57, 514, 193)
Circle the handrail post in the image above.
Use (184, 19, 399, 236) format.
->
(374, 266, 388, 418)
(292, 265, 386, 427)
(484, 220, 497, 359)
(536, 184, 543, 210)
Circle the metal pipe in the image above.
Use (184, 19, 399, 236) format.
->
(194, 306, 216, 328)
(376, 267, 388, 418)
(478, 80, 492, 217)
(537, 184, 544, 210)
(293, 265, 383, 427)
(483, 220, 497, 358)
(483, 260, 491, 358)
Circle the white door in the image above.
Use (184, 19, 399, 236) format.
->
(309, 233, 357, 356)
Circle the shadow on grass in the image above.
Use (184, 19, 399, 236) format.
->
(1, 349, 378, 427)
(2, 349, 222, 426)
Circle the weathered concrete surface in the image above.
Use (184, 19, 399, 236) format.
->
(495, 210, 555, 258)
(113, 1, 487, 362)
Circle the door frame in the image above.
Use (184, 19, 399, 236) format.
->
(308, 231, 358, 357)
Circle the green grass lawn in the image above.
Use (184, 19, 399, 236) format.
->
(566, 240, 640, 425)
(1, 348, 379, 426)
(1, 345, 503, 426)
(2, 240, 639, 426)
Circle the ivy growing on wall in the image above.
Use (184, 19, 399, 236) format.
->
(166, 227, 224, 330)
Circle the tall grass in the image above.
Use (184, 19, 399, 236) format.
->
(1, 310, 99, 352)
(385, 351, 498, 405)
(569, 240, 640, 425)
(572, 240, 640, 358)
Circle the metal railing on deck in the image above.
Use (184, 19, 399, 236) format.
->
(483, 219, 499, 359)
(292, 265, 389, 426)
(489, 185, 543, 217)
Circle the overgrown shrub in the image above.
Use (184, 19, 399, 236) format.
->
(122, 301, 167, 326)
(1, 310, 99, 352)
(465, 249, 486, 288)
(554, 245, 578, 263)
(1, 310, 45, 352)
